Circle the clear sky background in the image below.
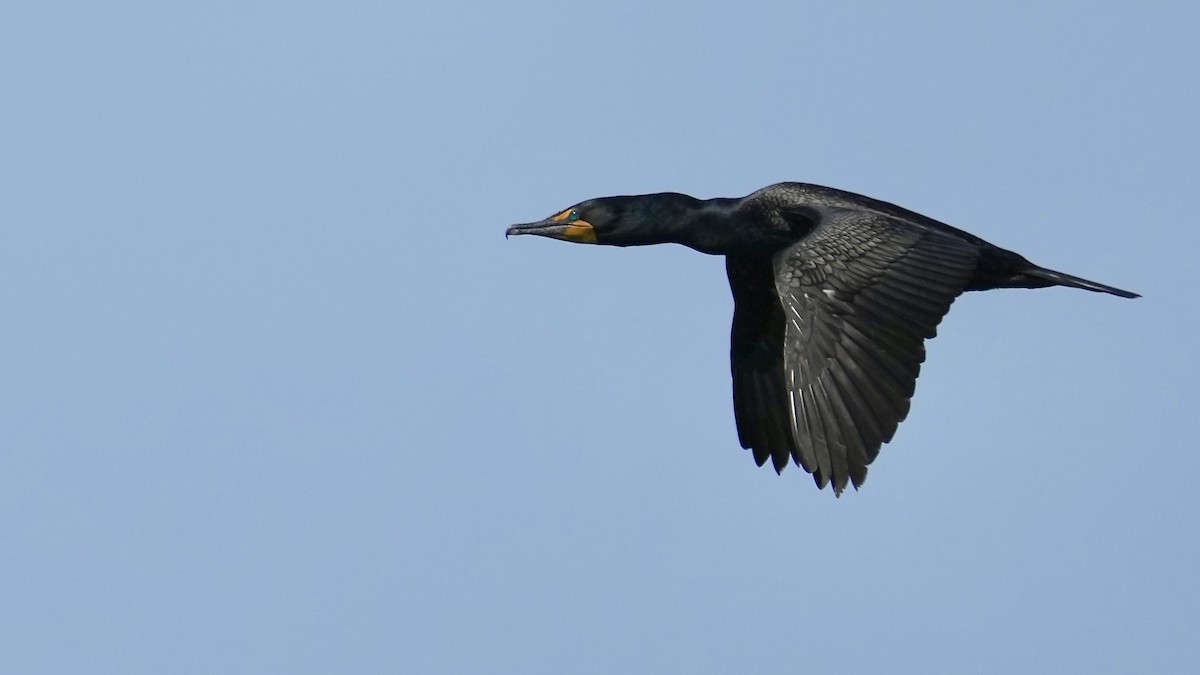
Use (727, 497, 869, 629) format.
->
(2, 2, 1197, 673)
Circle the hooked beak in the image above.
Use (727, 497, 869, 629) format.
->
(505, 218, 597, 244)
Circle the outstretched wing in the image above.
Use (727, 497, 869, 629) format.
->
(728, 207, 979, 494)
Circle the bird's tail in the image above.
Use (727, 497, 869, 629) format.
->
(1024, 267, 1140, 299)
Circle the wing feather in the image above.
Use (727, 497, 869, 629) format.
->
(728, 208, 979, 494)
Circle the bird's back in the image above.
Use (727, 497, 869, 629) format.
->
(749, 182, 995, 249)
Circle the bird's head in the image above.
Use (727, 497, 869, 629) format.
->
(505, 197, 634, 246)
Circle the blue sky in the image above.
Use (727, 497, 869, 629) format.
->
(2, 1, 1197, 673)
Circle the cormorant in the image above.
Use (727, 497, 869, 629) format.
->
(507, 182, 1138, 494)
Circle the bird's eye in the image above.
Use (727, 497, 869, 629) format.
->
(567, 210, 580, 222)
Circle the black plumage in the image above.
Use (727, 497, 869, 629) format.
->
(507, 182, 1138, 494)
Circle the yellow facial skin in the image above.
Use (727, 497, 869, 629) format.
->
(551, 209, 597, 243)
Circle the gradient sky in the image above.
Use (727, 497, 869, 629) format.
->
(3, 2, 1197, 673)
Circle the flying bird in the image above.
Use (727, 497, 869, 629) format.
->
(507, 182, 1138, 494)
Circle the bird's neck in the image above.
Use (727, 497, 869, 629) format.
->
(664, 197, 797, 256)
(622, 196, 747, 255)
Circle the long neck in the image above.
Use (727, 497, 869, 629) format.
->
(619, 194, 746, 255)
(674, 198, 748, 255)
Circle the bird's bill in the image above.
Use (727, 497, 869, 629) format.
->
(505, 219, 597, 244)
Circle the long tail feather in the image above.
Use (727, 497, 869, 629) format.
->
(1026, 267, 1140, 299)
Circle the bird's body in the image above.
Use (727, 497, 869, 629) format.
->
(508, 182, 1137, 494)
